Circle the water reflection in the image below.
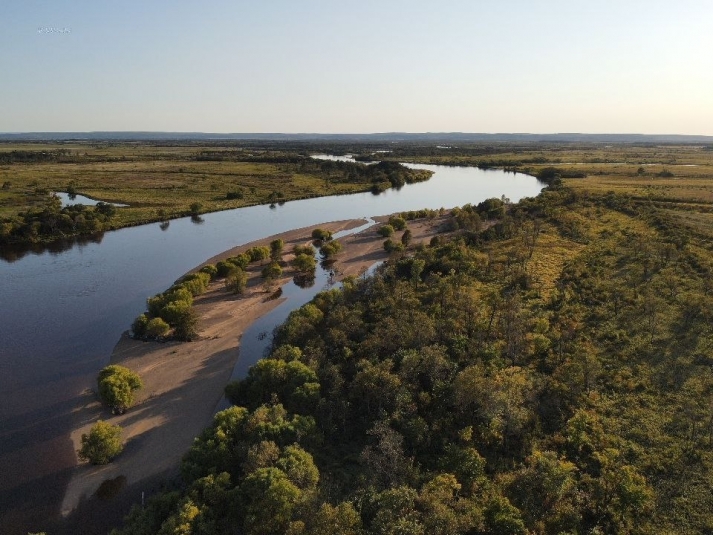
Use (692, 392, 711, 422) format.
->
(0, 232, 105, 263)
(292, 272, 316, 288)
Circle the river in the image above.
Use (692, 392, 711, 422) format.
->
(0, 161, 544, 533)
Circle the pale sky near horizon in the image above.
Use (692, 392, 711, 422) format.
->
(1, 0, 712, 135)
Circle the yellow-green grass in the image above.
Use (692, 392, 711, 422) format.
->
(0, 144, 380, 229)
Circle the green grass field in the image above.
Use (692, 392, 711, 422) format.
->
(0, 144, 382, 230)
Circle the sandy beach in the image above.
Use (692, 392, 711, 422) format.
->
(60, 214, 445, 517)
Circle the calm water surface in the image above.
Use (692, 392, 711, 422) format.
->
(0, 162, 544, 533)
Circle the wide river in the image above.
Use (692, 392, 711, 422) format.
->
(0, 160, 544, 533)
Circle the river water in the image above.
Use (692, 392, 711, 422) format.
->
(0, 161, 544, 533)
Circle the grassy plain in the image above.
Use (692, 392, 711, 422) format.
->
(369, 142, 713, 241)
(0, 143, 387, 231)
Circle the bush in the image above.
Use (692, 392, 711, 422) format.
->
(98, 365, 143, 414)
(270, 239, 284, 262)
(320, 240, 342, 258)
(216, 260, 239, 278)
(377, 225, 395, 237)
(388, 216, 407, 231)
(199, 264, 218, 279)
(311, 228, 332, 242)
(146, 317, 170, 338)
(228, 253, 251, 269)
(292, 253, 317, 273)
(173, 307, 199, 341)
(132, 313, 149, 337)
(225, 267, 248, 294)
(160, 299, 192, 325)
(384, 239, 405, 254)
(401, 228, 412, 246)
(226, 191, 243, 200)
(293, 244, 314, 256)
(262, 262, 283, 280)
(247, 246, 271, 263)
(179, 272, 210, 296)
(78, 421, 123, 465)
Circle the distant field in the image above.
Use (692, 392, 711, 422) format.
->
(3, 141, 713, 245)
(368, 142, 713, 241)
(0, 144, 384, 230)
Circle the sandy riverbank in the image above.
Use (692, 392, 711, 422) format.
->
(60, 214, 445, 518)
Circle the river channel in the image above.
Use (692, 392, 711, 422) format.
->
(0, 160, 544, 533)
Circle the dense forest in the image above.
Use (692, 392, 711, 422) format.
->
(0, 193, 116, 245)
(109, 177, 713, 534)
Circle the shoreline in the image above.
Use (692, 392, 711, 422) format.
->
(59, 213, 446, 528)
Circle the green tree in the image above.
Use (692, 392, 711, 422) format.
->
(401, 228, 413, 246)
(146, 317, 170, 338)
(311, 228, 332, 242)
(262, 261, 283, 281)
(270, 239, 284, 262)
(98, 365, 143, 414)
(378, 224, 395, 237)
(173, 307, 199, 341)
(308, 502, 362, 535)
(225, 266, 248, 294)
(389, 216, 407, 231)
(292, 253, 317, 273)
(78, 420, 124, 465)
(132, 313, 149, 338)
(241, 467, 302, 535)
(248, 246, 271, 263)
(320, 240, 342, 258)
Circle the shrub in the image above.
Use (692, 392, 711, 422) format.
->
(160, 299, 193, 325)
(216, 260, 239, 278)
(131, 313, 149, 338)
(320, 240, 342, 258)
(388, 216, 407, 231)
(78, 421, 123, 465)
(377, 225, 394, 237)
(292, 253, 317, 273)
(97, 365, 143, 414)
(293, 244, 314, 256)
(199, 264, 218, 279)
(146, 317, 170, 338)
(270, 239, 284, 262)
(262, 262, 283, 280)
(179, 272, 210, 296)
(401, 228, 412, 246)
(228, 253, 251, 269)
(225, 267, 248, 294)
(226, 191, 243, 200)
(248, 246, 271, 263)
(311, 228, 332, 242)
(376, 225, 394, 238)
(173, 307, 199, 341)
(384, 239, 404, 254)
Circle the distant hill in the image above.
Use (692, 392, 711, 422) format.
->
(1, 131, 712, 143)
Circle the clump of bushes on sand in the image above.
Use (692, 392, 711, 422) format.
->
(97, 365, 143, 414)
(78, 420, 124, 465)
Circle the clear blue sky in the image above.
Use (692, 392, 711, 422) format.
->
(1, 0, 711, 134)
